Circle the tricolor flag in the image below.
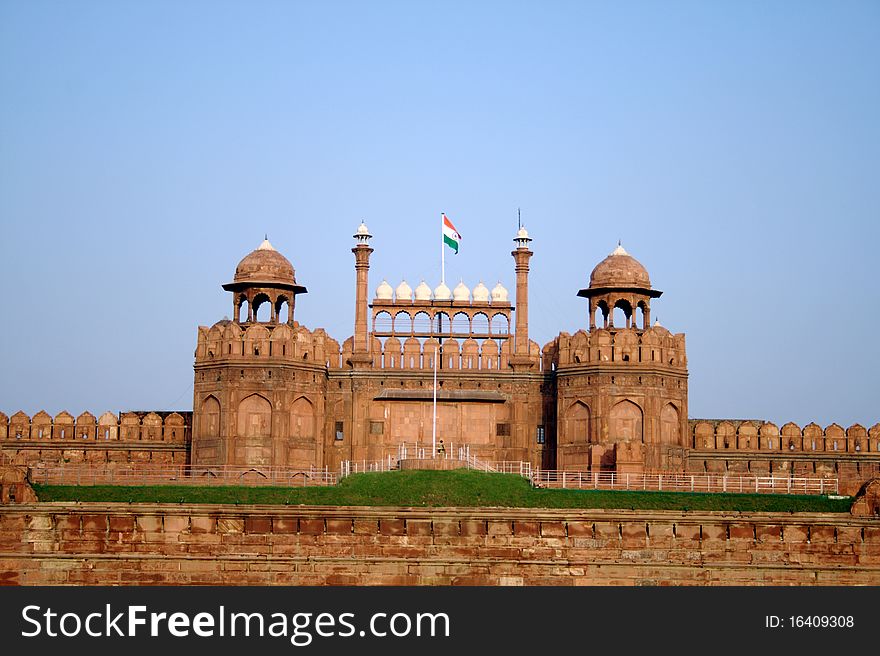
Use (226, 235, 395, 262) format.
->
(442, 213, 462, 254)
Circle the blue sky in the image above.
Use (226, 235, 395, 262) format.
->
(1, 1, 878, 427)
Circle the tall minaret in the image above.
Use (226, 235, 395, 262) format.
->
(510, 225, 534, 368)
(350, 221, 373, 367)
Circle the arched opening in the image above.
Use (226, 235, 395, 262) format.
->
(238, 296, 249, 323)
(276, 297, 290, 324)
(609, 400, 643, 442)
(433, 312, 451, 333)
(637, 301, 648, 329)
(373, 311, 393, 332)
(393, 311, 412, 334)
(451, 312, 470, 334)
(253, 293, 272, 322)
(412, 312, 431, 334)
(472, 313, 489, 334)
(594, 301, 609, 329)
(612, 299, 631, 329)
(490, 313, 509, 335)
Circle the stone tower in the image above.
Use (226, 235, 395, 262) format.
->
(349, 222, 374, 368)
(191, 239, 329, 470)
(509, 226, 535, 371)
(553, 244, 689, 471)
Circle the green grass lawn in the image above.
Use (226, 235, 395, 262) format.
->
(32, 469, 853, 512)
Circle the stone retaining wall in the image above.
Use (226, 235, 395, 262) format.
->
(1, 504, 878, 585)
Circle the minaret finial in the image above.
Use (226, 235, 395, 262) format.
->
(265, 233, 268, 241)
(518, 208, 522, 229)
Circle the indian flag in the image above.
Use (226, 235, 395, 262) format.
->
(442, 213, 462, 254)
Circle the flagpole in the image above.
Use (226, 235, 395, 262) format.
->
(432, 342, 438, 458)
(440, 213, 445, 286)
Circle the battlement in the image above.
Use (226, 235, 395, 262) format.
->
(196, 319, 550, 374)
(340, 336, 543, 373)
(546, 326, 687, 370)
(0, 410, 190, 444)
(197, 320, 687, 376)
(195, 321, 343, 368)
(690, 419, 880, 454)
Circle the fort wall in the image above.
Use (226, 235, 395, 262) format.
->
(1, 503, 877, 585)
(689, 419, 880, 454)
(0, 411, 191, 468)
(686, 420, 880, 493)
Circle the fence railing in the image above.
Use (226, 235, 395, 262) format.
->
(340, 456, 399, 477)
(396, 442, 477, 462)
(29, 463, 338, 487)
(27, 458, 839, 497)
(530, 470, 838, 495)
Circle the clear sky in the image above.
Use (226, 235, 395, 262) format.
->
(1, 1, 878, 427)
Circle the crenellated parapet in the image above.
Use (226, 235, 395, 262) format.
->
(196, 320, 343, 369)
(0, 410, 190, 443)
(549, 326, 686, 369)
(346, 336, 544, 372)
(690, 419, 880, 454)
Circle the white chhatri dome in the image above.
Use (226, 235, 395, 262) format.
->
(375, 280, 393, 300)
(395, 280, 412, 301)
(491, 282, 509, 302)
(356, 221, 370, 236)
(516, 226, 529, 239)
(453, 281, 470, 302)
(414, 280, 432, 301)
(472, 281, 489, 302)
(434, 281, 452, 301)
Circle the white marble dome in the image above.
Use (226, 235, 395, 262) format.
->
(414, 280, 432, 301)
(434, 281, 452, 300)
(453, 281, 470, 302)
(375, 280, 393, 300)
(472, 281, 489, 302)
(395, 280, 412, 301)
(491, 282, 509, 303)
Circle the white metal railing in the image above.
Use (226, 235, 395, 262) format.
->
(530, 470, 838, 495)
(29, 463, 338, 487)
(30, 457, 839, 497)
(340, 455, 399, 477)
(396, 441, 476, 462)
(338, 455, 533, 481)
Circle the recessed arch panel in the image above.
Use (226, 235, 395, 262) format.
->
(609, 400, 643, 443)
(660, 403, 680, 445)
(201, 395, 221, 438)
(237, 394, 272, 438)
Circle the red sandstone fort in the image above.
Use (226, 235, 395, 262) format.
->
(1, 224, 878, 585)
